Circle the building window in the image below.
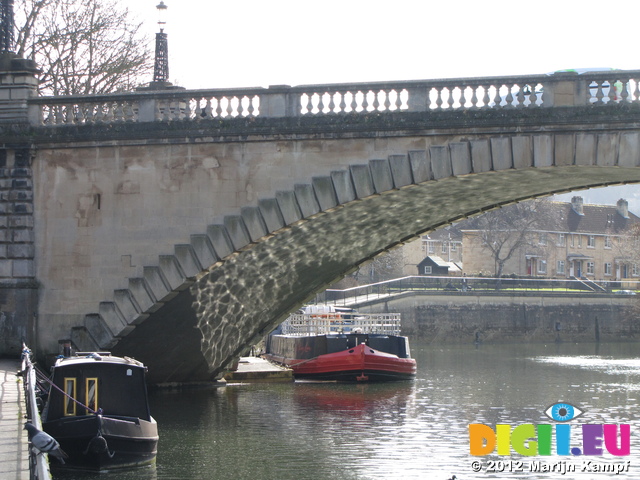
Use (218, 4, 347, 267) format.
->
(605, 236, 612, 249)
(604, 263, 612, 276)
(587, 235, 595, 248)
(587, 262, 595, 275)
(634, 264, 639, 277)
(424, 266, 432, 274)
(538, 260, 547, 274)
(570, 235, 575, 247)
(427, 242, 435, 254)
(441, 242, 447, 254)
(558, 233, 565, 247)
(539, 233, 547, 245)
(451, 242, 457, 252)
(557, 260, 565, 275)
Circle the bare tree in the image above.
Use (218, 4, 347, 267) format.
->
(466, 199, 555, 279)
(14, 0, 153, 95)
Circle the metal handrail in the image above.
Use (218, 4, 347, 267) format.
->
(21, 345, 52, 480)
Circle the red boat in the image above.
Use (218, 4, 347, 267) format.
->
(263, 307, 416, 382)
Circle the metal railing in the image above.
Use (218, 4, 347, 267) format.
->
(281, 312, 402, 336)
(317, 275, 640, 306)
(21, 345, 52, 480)
(27, 70, 640, 126)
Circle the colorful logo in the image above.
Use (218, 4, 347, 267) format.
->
(469, 402, 630, 457)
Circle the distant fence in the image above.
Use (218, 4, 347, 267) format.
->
(27, 70, 640, 126)
(316, 275, 639, 306)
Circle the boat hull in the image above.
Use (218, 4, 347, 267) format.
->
(265, 341, 416, 382)
(43, 415, 158, 471)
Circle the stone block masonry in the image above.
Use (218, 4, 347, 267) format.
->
(0, 148, 38, 357)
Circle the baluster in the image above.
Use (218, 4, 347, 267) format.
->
(594, 81, 605, 104)
(328, 92, 336, 114)
(95, 103, 105, 123)
(491, 85, 502, 107)
(356, 91, 365, 112)
(383, 90, 391, 111)
(480, 86, 490, 109)
(163, 100, 172, 121)
(446, 88, 454, 109)
(470, 86, 479, 108)
(347, 91, 356, 112)
(183, 97, 192, 120)
(620, 79, 630, 103)
(214, 97, 222, 117)
(529, 84, 539, 106)
(504, 85, 514, 107)
(459, 87, 467, 109)
(338, 91, 347, 113)
(249, 95, 258, 116)
(172, 100, 182, 120)
(633, 79, 640, 103)
(515, 85, 525, 107)
(372, 90, 381, 111)
(395, 89, 403, 110)
(317, 92, 326, 114)
(40, 105, 49, 125)
(229, 97, 237, 117)
(193, 97, 203, 119)
(435, 87, 444, 110)
(203, 98, 212, 118)
(54, 105, 62, 124)
(361, 90, 370, 112)
(114, 102, 125, 122)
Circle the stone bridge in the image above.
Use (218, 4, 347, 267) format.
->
(2, 63, 640, 383)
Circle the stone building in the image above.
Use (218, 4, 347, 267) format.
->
(460, 197, 640, 280)
(400, 225, 463, 276)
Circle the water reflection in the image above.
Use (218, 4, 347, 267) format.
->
(52, 341, 640, 480)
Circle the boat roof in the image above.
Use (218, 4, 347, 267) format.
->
(53, 352, 146, 369)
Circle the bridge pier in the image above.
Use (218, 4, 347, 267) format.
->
(0, 56, 39, 356)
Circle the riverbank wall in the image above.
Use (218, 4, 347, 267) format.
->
(355, 292, 638, 344)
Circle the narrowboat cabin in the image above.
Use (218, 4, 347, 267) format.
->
(41, 352, 158, 471)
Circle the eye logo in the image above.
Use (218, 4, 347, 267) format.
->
(544, 402, 584, 422)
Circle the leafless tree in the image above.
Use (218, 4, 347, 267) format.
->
(14, 0, 153, 95)
(466, 199, 555, 279)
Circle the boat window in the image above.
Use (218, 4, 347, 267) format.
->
(86, 378, 98, 414)
(64, 377, 76, 416)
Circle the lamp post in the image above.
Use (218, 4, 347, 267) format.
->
(0, 0, 14, 53)
(152, 1, 169, 84)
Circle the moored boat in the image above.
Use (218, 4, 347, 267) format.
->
(39, 352, 158, 471)
(264, 306, 416, 381)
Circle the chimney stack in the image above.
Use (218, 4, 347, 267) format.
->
(617, 198, 629, 219)
(571, 196, 584, 216)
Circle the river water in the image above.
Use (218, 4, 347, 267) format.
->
(54, 341, 640, 480)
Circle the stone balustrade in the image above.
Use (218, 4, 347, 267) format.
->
(26, 70, 640, 126)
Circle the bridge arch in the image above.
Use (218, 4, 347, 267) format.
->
(57, 130, 640, 384)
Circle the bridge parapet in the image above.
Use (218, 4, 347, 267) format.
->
(27, 70, 640, 126)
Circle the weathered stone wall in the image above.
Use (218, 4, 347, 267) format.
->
(359, 293, 637, 344)
(0, 148, 38, 357)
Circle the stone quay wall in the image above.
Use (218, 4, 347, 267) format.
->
(358, 293, 637, 344)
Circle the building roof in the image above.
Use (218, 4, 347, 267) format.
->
(457, 197, 639, 235)
(418, 256, 462, 272)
